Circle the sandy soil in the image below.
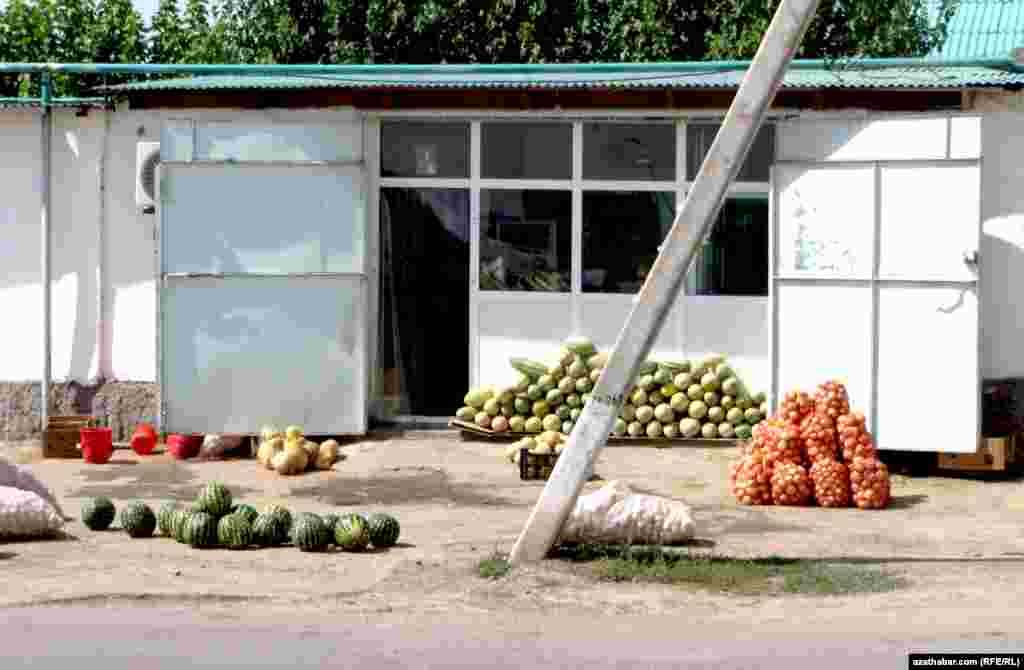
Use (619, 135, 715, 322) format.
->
(2, 432, 1024, 640)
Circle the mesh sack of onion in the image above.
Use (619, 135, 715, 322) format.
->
(809, 459, 851, 508)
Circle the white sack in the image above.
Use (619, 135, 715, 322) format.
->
(0, 486, 65, 539)
(0, 456, 68, 520)
(558, 480, 696, 546)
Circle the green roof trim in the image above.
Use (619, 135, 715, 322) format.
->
(100, 64, 1024, 94)
(930, 0, 1024, 61)
(0, 96, 108, 109)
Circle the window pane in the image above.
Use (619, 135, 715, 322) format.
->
(480, 190, 571, 292)
(381, 121, 469, 178)
(582, 191, 676, 294)
(686, 123, 775, 182)
(379, 188, 470, 416)
(685, 198, 769, 296)
(583, 123, 675, 181)
(481, 122, 572, 180)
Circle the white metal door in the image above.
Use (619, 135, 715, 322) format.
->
(158, 155, 369, 436)
(771, 115, 981, 453)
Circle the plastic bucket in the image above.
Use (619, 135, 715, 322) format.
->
(167, 433, 202, 460)
(130, 424, 157, 456)
(80, 427, 113, 464)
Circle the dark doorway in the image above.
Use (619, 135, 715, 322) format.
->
(379, 188, 470, 417)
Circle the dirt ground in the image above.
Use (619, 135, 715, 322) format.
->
(2, 432, 1024, 640)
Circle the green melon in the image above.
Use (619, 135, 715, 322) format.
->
(157, 501, 180, 537)
(230, 504, 259, 525)
(510, 357, 548, 379)
(293, 514, 331, 552)
(321, 513, 341, 537)
(217, 513, 253, 550)
(195, 482, 233, 518)
(264, 505, 293, 539)
(289, 512, 321, 543)
(185, 511, 219, 549)
(173, 511, 193, 543)
(334, 513, 371, 551)
(251, 513, 287, 547)
(120, 502, 157, 538)
(81, 497, 116, 531)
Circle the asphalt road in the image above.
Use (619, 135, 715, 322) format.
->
(2, 607, 1022, 669)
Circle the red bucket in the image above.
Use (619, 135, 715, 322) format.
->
(167, 433, 202, 460)
(131, 424, 158, 456)
(80, 427, 113, 464)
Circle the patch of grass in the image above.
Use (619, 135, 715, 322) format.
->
(478, 551, 512, 579)
(580, 548, 904, 596)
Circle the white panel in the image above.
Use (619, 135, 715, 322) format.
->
(684, 297, 770, 394)
(160, 120, 194, 161)
(161, 163, 365, 275)
(110, 281, 156, 382)
(162, 276, 366, 434)
(196, 123, 362, 162)
(879, 164, 980, 282)
(776, 164, 875, 277)
(477, 294, 573, 387)
(877, 286, 978, 453)
(776, 284, 873, 415)
(578, 294, 682, 360)
(949, 116, 981, 160)
(981, 113, 1024, 378)
(776, 117, 948, 162)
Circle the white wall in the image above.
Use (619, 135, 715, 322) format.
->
(0, 106, 363, 384)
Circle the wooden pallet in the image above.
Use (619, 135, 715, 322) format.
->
(937, 435, 1021, 472)
(450, 419, 742, 448)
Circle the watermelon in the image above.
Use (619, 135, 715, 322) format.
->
(217, 513, 253, 550)
(195, 482, 233, 518)
(289, 512, 321, 543)
(185, 512, 219, 549)
(173, 511, 193, 543)
(264, 505, 293, 535)
(230, 504, 259, 525)
(81, 497, 116, 531)
(366, 513, 401, 548)
(120, 502, 157, 538)
(321, 513, 341, 537)
(252, 512, 288, 547)
(157, 501, 180, 537)
(292, 514, 331, 552)
(334, 513, 370, 551)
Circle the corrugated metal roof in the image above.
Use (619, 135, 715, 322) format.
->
(102, 65, 1024, 93)
(931, 0, 1024, 60)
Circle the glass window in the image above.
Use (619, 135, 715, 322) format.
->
(481, 122, 572, 180)
(381, 121, 470, 178)
(583, 123, 676, 181)
(480, 190, 571, 292)
(685, 198, 769, 296)
(379, 188, 470, 416)
(581, 191, 676, 293)
(686, 123, 775, 182)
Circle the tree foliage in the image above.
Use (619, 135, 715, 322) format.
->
(0, 0, 960, 96)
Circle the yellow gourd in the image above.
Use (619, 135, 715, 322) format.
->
(285, 425, 304, 442)
(315, 439, 340, 470)
(273, 443, 308, 475)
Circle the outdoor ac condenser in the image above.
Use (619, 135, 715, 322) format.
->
(135, 141, 161, 214)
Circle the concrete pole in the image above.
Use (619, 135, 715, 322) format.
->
(509, 0, 823, 565)
(40, 72, 52, 432)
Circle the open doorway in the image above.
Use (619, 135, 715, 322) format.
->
(378, 188, 470, 417)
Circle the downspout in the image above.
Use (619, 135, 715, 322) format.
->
(40, 72, 52, 431)
(95, 106, 111, 382)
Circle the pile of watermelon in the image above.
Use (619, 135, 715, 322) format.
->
(80, 482, 401, 552)
(454, 336, 769, 441)
(729, 380, 892, 510)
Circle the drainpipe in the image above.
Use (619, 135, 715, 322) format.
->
(95, 106, 111, 382)
(40, 72, 52, 431)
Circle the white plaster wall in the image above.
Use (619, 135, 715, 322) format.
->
(0, 106, 363, 384)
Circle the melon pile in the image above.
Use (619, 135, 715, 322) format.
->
(255, 425, 342, 476)
(455, 337, 768, 440)
(728, 380, 892, 510)
(80, 482, 401, 553)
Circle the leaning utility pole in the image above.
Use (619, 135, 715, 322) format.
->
(509, 0, 823, 565)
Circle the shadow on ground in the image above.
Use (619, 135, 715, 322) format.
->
(290, 466, 525, 508)
(68, 461, 261, 502)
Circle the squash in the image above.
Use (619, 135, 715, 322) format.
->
(259, 437, 285, 470)
(301, 439, 320, 468)
(273, 444, 308, 475)
(316, 439, 340, 470)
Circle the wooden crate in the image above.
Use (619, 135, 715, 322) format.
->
(43, 415, 92, 459)
(937, 435, 1020, 472)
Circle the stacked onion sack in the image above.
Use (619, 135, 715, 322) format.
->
(255, 425, 342, 476)
(454, 338, 769, 445)
(729, 380, 891, 510)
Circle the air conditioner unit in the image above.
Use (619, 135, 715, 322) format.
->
(135, 141, 161, 214)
